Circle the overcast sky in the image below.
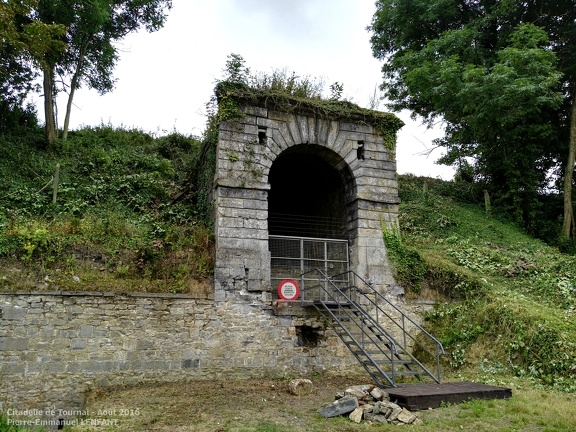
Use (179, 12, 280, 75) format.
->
(47, 0, 454, 179)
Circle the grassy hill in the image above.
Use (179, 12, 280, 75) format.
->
(388, 175, 576, 391)
(0, 126, 214, 296)
(1, 126, 575, 391)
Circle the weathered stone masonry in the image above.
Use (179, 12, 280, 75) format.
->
(0, 292, 357, 413)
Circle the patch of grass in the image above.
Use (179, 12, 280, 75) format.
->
(382, 226, 427, 293)
(419, 385, 575, 431)
(239, 421, 283, 432)
(0, 412, 47, 432)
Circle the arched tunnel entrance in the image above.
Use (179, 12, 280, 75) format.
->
(212, 99, 402, 301)
(212, 97, 401, 298)
(268, 145, 351, 239)
(268, 145, 354, 294)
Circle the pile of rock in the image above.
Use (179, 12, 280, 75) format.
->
(317, 384, 423, 426)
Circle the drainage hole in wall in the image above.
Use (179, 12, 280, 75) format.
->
(295, 325, 323, 348)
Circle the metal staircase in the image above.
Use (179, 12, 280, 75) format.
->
(299, 269, 445, 388)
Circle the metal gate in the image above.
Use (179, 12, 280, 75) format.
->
(269, 235, 349, 301)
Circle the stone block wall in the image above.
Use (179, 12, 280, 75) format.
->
(0, 292, 358, 416)
(213, 186, 271, 299)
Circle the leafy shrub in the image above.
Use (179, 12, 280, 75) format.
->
(0, 411, 25, 431)
(393, 174, 576, 389)
(424, 262, 485, 299)
(382, 226, 426, 293)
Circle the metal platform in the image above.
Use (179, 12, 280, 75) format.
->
(388, 382, 512, 410)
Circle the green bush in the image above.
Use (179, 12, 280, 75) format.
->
(389, 174, 576, 389)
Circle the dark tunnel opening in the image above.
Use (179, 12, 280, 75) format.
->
(268, 148, 348, 239)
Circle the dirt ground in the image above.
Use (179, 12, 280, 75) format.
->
(68, 375, 576, 432)
(75, 375, 383, 432)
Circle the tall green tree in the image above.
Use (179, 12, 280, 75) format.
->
(35, 0, 172, 145)
(0, 0, 65, 130)
(370, 0, 576, 239)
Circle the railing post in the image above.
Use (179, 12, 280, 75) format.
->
(436, 344, 441, 383)
(402, 315, 407, 349)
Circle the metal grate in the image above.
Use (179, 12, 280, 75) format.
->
(268, 213, 347, 239)
(269, 235, 349, 300)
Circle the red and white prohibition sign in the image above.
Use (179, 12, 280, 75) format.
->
(277, 279, 300, 301)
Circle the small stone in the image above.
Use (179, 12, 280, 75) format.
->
(388, 406, 403, 421)
(349, 407, 363, 423)
(288, 378, 313, 396)
(397, 408, 417, 424)
(374, 400, 398, 416)
(379, 400, 401, 411)
(363, 412, 375, 422)
(70, 338, 86, 350)
(345, 387, 368, 400)
(378, 406, 393, 417)
(361, 403, 374, 413)
(318, 395, 359, 418)
(371, 414, 390, 424)
(346, 384, 372, 393)
(370, 387, 389, 401)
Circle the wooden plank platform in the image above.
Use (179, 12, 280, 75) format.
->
(388, 382, 512, 410)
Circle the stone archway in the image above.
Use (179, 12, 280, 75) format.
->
(212, 93, 403, 301)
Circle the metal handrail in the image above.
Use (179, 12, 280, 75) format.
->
(340, 270, 445, 383)
(306, 280, 399, 353)
(312, 285, 399, 387)
(301, 268, 445, 384)
(302, 275, 402, 387)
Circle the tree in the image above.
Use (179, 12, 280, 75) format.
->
(370, 0, 576, 240)
(34, 0, 172, 145)
(0, 0, 65, 131)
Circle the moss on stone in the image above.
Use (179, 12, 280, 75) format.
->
(215, 81, 404, 136)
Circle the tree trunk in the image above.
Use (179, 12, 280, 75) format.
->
(62, 71, 79, 141)
(562, 94, 576, 240)
(43, 66, 56, 147)
(62, 44, 87, 141)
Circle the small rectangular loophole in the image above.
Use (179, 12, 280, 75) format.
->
(357, 140, 365, 160)
(258, 127, 267, 145)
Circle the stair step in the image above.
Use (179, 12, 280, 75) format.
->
(349, 351, 410, 361)
(344, 325, 385, 332)
(338, 330, 391, 338)
(360, 359, 414, 367)
(317, 301, 352, 309)
(350, 349, 393, 356)
(388, 370, 422, 376)
(341, 340, 395, 352)
(339, 334, 394, 345)
(348, 350, 398, 360)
